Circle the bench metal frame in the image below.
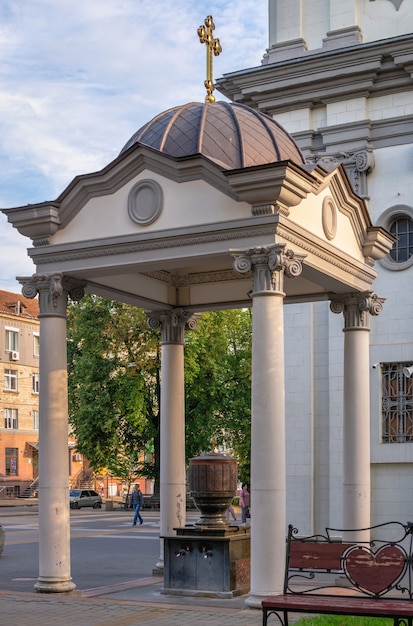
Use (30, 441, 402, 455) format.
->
(262, 521, 413, 626)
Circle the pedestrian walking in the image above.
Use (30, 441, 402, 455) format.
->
(131, 483, 143, 526)
(239, 483, 250, 525)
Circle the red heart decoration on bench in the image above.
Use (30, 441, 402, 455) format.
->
(344, 545, 406, 595)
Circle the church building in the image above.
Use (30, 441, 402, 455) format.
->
(219, 0, 413, 535)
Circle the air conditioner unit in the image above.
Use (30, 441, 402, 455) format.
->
(10, 351, 19, 361)
(72, 453, 82, 462)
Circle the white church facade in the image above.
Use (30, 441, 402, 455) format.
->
(219, 0, 413, 536)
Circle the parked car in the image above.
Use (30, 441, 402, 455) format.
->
(69, 489, 102, 509)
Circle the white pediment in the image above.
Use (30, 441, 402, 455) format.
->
(3, 147, 394, 312)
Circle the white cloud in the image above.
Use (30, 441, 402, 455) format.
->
(0, 0, 267, 293)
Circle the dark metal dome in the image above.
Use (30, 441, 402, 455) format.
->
(120, 101, 305, 169)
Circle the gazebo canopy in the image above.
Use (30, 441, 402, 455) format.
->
(2, 100, 393, 311)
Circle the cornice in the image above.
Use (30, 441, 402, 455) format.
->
(277, 221, 377, 286)
(217, 34, 413, 113)
(28, 219, 279, 266)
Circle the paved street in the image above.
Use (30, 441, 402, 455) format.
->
(0, 506, 265, 626)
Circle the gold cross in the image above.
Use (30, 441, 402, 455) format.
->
(197, 15, 222, 103)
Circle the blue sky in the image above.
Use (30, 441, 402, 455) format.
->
(0, 0, 268, 293)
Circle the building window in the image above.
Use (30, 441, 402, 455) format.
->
(381, 362, 413, 443)
(33, 410, 39, 430)
(4, 408, 18, 430)
(33, 333, 39, 357)
(389, 217, 413, 263)
(378, 205, 413, 271)
(5, 448, 18, 475)
(32, 373, 39, 394)
(4, 369, 18, 391)
(5, 328, 19, 352)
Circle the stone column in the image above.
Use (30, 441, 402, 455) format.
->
(20, 273, 85, 592)
(231, 245, 305, 607)
(330, 292, 385, 537)
(147, 309, 198, 570)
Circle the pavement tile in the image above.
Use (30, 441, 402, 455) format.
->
(0, 592, 264, 626)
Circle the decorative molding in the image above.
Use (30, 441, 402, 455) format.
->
(277, 223, 377, 285)
(142, 269, 241, 286)
(369, 0, 404, 10)
(128, 179, 163, 226)
(146, 309, 199, 344)
(330, 291, 386, 330)
(18, 273, 86, 319)
(30, 224, 278, 266)
(231, 244, 306, 296)
(307, 149, 375, 198)
(322, 197, 337, 240)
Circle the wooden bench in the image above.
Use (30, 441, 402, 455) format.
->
(262, 521, 413, 626)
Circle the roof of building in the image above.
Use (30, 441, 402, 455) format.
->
(0, 289, 39, 320)
(120, 101, 305, 169)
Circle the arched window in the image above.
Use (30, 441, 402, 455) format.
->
(378, 205, 413, 271)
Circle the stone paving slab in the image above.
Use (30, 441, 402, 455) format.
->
(0, 591, 264, 626)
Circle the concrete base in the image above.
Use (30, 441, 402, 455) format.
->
(34, 578, 77, 593)
(163, 524, 250, 598)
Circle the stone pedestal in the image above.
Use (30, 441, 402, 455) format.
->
(163, 525, 250, 597)
(163, 451, 250, 597)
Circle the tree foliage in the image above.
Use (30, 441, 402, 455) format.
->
(185, 309, 252, 482)
(67, 296, 252, 487)
(67, 295, 160, 481)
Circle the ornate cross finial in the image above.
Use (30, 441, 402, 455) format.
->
(197, 15, 222, 104)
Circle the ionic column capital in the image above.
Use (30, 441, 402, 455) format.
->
(18, 273, 86, 318)
(330, 291, 386, 330)
(146, 309, 199, 345)
(231, 244, 306, 296)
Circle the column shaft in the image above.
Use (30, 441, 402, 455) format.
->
(250, 293, 286, 599)
(343, 327, 371, 531)
(160, 341, 186, 536)
(232, 244, 305, 606)
(147, 310, 198, 570)
(331, 292, 385, 540)
(20, 274, 85, 592)
(37, 314, 73, 590)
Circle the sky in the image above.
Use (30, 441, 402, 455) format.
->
(0, 0, 268, 294)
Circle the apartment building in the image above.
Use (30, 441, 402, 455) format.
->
(0, 289, 40, 496)
(0, 289, 85, 497)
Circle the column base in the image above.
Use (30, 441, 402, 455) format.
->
(34, 577, 77, 593)
(245, 593, 267, 608)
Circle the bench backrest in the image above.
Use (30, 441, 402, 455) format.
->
(285, 522, 413, 600)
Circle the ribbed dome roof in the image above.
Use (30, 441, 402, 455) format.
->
(120, 101, 305, 169)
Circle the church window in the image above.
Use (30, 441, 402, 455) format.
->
(378, 205, 413, 271)
(381, 362, 413, 443)
(389, 217, 413, 263)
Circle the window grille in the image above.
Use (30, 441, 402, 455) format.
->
(381, 362, 413, 443)
(390, 217, 413, 263)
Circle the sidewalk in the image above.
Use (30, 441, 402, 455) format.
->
(0, 577, 264, 626)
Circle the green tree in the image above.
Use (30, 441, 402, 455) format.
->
(185, 309, 252, 482)
(67, 295, 160, 486)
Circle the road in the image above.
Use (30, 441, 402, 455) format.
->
(0, 507, 191, 593)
